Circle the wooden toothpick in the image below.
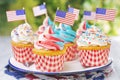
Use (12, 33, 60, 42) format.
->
(43, 2, 48, 17)
(68, 5, 70, 8)
(23, 7, 27, 23)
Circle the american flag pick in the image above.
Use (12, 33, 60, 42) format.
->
(6, 10, 26, 22)
(55, 10, 76, 26)
(68, 7, 80, 20)
(83, 11, 96, 20)
(96, 8, 116, 21)
(33, 4, 47, 16)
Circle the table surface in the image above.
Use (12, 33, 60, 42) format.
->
(0, 36, 120, 80)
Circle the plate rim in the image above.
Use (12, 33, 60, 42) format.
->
(8, 57, 112, 75)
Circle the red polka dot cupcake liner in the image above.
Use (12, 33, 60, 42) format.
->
(78, 44, 110, 67)
(11, 41, 34, 64)
(34, 54, 64, 72)
(12, 46, 34, 63)
(64, 43, 78, 61)
(32, 47, 66, 72)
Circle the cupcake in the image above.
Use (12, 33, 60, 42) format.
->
(53, 23, 77, 61)
(33, 18, 66, 72)
(11, 23, 34, 65)
(76, 21, 111, 67)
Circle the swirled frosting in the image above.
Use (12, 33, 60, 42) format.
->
(53, 23, 76, 43)
(11, 23, 34, 44)
(34, 17, 63, 50)
(34, 26, 64, 50)
(34, 17, 76, 50)
(76, 21, 110, 46)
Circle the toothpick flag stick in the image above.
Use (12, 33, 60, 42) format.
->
(57, 7, 59, 10)
(94, 19, 97, 26)
(23, 7, 27, 23)
(68, 5, 70, 8)
(43, 2, 48, 17)
(53, 7, 59, 28)
(54, 7, 59, 23)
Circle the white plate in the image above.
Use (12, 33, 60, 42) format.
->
(9, 57, 112, 75)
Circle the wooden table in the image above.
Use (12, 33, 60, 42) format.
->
(0, 36, 120, 80)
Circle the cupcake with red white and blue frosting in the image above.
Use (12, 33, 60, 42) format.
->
(33, 17, 66, 72)
(53, 23, 77, 61)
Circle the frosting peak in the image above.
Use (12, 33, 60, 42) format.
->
(11, 23, 34, 44)
(76, 21, 110, 47)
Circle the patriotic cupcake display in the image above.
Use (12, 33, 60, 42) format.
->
(53, 23, 78, 61)
(11, 23, 34, 65)
(33, 17, 66, 72)
(7, 2, 116, 74)
(53, 8, 80, 61)
(76, 21, 111, 67)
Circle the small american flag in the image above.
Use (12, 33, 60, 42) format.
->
(55, 10, 76, 26)
(33, 4, 47, 16)
(6, 10, 26, 22)
(68, 7, 80, 20)
(96, 8, 116, 21)
(83, 11, 96, 20)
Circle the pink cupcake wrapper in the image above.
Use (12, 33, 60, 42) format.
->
(12, 46, 34, 63)
(64, 45, 78, 61)
(78, 48, 110, 67)
(34, 54, 64, 72)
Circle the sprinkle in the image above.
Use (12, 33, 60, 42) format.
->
(26, 30, 30, 33)
(89, 42, 91, 44)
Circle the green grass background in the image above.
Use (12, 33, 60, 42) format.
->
(0, 0, 120, 36)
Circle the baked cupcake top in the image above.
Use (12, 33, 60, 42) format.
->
(76, 21, 111, 47)
(11, 23, 34, 44)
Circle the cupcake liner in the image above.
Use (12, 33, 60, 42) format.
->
(34, 54, 64, 72)
(78, 47, 110, 67)
(64, 43, 78, 61)
(11, 41, 34, 64)
(12, 46, 34, 63)
(32, 47, 66, 72)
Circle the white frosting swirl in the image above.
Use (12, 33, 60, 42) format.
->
(77, 25, 110, 46)
(11, 23, 34, 44)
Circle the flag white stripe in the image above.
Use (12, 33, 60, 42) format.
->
(96, 16, 115, 21)
(55, 17, 74, 25)
(73, 9, 79, 20)
(55, 13, 75, 25)
(33, 6, 47, 16)
(6, 11, 26, 22)
(96, 9, 116, 21)
(83, 12, 96, 20)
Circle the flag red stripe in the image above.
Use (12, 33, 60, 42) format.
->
(96, 9, 116, 21)
(55, 12, 75, 25)
(83, 12, 96, 20)
(6, 11, 26, 22)
(33, 6, 47, 16)
(73, 9, 79, 20)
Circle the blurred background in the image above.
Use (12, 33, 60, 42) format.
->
(0, 0, 120, 36)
